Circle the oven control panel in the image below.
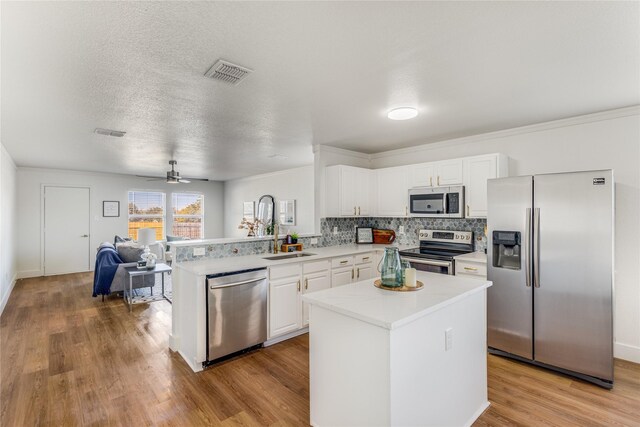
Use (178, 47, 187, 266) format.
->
(419, 229, 473, 242)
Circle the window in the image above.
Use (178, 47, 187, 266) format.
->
(128, 191, 166, 241)
(172, 193, 204, 239)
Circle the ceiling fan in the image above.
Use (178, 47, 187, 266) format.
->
(136, 160, 209, 184)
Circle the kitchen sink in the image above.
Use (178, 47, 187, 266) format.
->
(262, 252, 316, 261)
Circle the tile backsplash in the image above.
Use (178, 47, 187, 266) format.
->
(320, 217, 487, 252)
(175, 216, 487, 262)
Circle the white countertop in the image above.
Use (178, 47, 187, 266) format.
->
(175, 244, 413, 276)
(302, 271, 491, 330)
(454, 251, 487, 263)
(169, 232, 321, 247)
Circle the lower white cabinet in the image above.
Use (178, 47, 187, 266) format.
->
(269, 260, 331, 338)
(269, 252, 377, 339)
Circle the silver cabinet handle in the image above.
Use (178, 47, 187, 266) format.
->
(210, 278, 264, 290)
(463, 267, 478, 271)
(525, 208, 531, 287)
(81, 234, 89, 237)
(340, 260, 348, 265)
(353, 206, 356, 215)
(351, 269, 354, 280)
(356, 267, 360, 279)
(533, 208, 540, 288)
(304, 278, 309, 290)
(466, 205, 470, 217)
(358, 206, 361, 216)
(362, 257, 370, 261)
(297, 280, 301, 292)
(429, 176, 433, 186)
(437, 176, 441, 186)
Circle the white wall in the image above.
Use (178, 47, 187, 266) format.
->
(223, 166, 314, 238)
(16, 167, 224, 278)
(0, 144, 18, 314)
(368, 107, 640, 363)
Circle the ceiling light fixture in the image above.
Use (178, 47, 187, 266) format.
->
(387, 107, 418, 121)
(94, 128, 126, 137)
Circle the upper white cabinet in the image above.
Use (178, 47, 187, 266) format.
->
(326, 165, 372, 217)
(408, 159, 463, 188)
(376, 167, 409, 217)
(434, 159, 464, 186)
(463, 154, 508, 218)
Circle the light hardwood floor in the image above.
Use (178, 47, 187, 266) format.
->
(1, 273, 639, 426)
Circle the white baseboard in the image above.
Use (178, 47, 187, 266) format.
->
(18, 269, 42, 279)
(0, 273, 18, 315)
(264, 327, 309, 347)
(465, 401, 491, 427)
(614, 341, 640, 364)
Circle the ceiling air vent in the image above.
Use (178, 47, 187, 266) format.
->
(204, 59, 253, 85)
(94, 128, 126, 137)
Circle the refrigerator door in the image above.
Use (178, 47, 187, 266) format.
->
(487, 176, 533, 359)
(533, 170, 613, 381)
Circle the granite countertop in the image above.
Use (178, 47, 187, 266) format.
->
(302, 271, 491, 330)
(175, 244, 414, 276)
(454, 251, 487, 263)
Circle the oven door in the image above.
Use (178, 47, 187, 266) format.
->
(402, 257, 453, 275)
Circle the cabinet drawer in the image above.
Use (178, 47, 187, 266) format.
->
(455, 261, 487, 278)
(331, 256, 354, 269)
(355, 252, 374, 265)
(270, 263, 301, 280)
(303, 259, 331, 275)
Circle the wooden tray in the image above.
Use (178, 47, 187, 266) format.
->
(374, 279, 424, 292)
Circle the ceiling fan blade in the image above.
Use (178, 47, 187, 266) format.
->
(182, 177, 209, 182)
(136, 174, 164, 180)
(178, 179, 191, 184)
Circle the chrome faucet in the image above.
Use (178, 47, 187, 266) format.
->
(273, 223, 279, 254)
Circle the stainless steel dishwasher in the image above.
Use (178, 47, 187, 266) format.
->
(206, 268, 268, 362)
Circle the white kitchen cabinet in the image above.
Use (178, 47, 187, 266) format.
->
(376, 167, 409, 217)
(302, 269, 331, 326)
(325, 165, 372, 217)
(463, 154, 508, 218)
(331, 266, 354, 287)
(269, 275, 302, 338)
(408, 159, 463, 188)
(270, 261, 333, 337)
(409, 163, 435, 188)
(354, 252, 375, 281)
(433, 159, 464, 186)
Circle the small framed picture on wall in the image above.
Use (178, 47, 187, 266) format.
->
(103, 201, 120, 217)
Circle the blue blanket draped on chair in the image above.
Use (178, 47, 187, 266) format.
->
(93, 244, 123, 297)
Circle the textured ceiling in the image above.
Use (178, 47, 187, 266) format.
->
(1, 1, 638, 180)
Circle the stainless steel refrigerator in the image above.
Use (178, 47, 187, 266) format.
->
(487, 170, 614, 388)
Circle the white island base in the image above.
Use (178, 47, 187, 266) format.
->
(304, 273, 491, 427)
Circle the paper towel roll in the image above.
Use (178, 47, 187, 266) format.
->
(405, 268, 417, 287)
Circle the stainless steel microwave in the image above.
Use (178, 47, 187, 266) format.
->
(408, 186, 465, 218)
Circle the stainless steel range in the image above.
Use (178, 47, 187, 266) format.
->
(399, 229, 474, 275)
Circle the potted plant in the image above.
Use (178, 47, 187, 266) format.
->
(291, 232, 299, 244)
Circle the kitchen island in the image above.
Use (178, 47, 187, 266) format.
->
(302, 271, 492, 427)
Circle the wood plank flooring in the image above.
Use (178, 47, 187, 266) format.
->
(1, 273, 639, 426)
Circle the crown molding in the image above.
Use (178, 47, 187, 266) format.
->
(370, 105, 640, 160)
(313, 144, 372, 160)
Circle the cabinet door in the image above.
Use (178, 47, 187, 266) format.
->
(302, 270, 331, 326)
(269, 276, 302, 338)
(376, 167, 409, 217)
(340, 167, 358, 216)
(332, 266, 354, 287)
(409, 163, 434, 188)
(355, 263, 375, 281)
(355, 169, 372, 216)
(464, 155, 497, 218)
(434, 159, 464, 186)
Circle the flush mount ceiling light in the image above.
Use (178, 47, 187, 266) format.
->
(387, 107, 418, 121)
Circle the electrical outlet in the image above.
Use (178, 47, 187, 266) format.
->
(310, 237, 318, 244)
(399, 225, 405, 234)
(333, 226, 338, 235)
(193, 247, 205, 256)
(445, 328, 453, 351)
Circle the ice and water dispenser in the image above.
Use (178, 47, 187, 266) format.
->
(492, 231, 522, 270)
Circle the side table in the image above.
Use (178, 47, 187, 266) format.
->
(123, 263, 172, 312)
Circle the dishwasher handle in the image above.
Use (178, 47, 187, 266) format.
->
(209, 277, 265, 290)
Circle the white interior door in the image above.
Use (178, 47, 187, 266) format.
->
(44, 186, 90, 275)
